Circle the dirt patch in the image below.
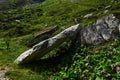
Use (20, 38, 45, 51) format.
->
(0, 67, 9, 80)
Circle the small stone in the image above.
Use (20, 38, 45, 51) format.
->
(115, 62, 120, 72)
(104, 10, 109, 14)
(83, 13, 93, 19)
(105, 5, 111, 9)
(116, 66, 120, 72)
(118, 24, 120, 32)
(15, 20, 20, 23)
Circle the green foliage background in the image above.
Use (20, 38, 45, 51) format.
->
(0, 0, 120, 80)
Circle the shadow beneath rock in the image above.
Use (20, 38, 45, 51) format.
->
(19, 46, 76, 74)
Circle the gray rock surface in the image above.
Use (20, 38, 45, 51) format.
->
(80, 14, 120, 45)
(105, 5, 111, 9)
(119, 24, 120, 32)
(104, 10, 109, 14)
(83, 13, 94, 19)
(34, 26, 59, 39)
(15, 14, 120, 64)
(15, 24, 80, 64)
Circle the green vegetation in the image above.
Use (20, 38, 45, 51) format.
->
(0, 0, 120, 80)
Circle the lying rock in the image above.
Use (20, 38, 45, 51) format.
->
(14, 24, 80, 64)
(34, 26, 59, 39)
(27, 26, 60, 47)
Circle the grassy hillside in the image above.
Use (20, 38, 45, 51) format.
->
(0, 0, 120, 80)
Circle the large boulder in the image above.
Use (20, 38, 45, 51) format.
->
(80, 14, 120, 45)
(14, 24, 80, 64)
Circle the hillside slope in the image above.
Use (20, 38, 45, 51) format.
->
(0, 0, 120, 80)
